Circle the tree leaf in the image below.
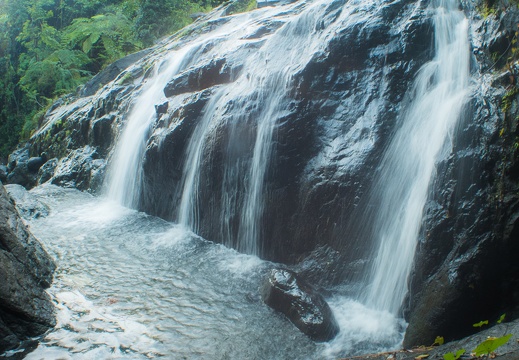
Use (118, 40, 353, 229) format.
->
(473, 334, 513, 356)
(433, 336, 445, 346)
(497, 313, 506, 324)
(443, 349, 465, 360)
(82, 36, 92, 53)
(473, 320, 489, 328)
(443, 353, 455, 360)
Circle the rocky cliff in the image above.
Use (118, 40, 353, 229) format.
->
(2, 0, 519, 347)
(0, 184, 55, 353)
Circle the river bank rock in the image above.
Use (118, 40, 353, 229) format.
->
(261, 268, 339, 342)
(342, 319, 519, 360)
(0, 185, 55, 353)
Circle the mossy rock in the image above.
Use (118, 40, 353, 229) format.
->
(226, 0, 257, 15)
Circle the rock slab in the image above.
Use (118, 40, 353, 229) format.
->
(0, 185, 55, 353)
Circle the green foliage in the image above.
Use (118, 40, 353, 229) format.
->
(497, 313, 506, 324)
(65, 12, 138, 62)
(227, 0, 257, 15)
(473, 334, 512, 356)
(473, 320, 489, 328)
(0, 0, 228, 157)
(433, 336, 445, 346)
(443, 349, 465, 360)
(501, 87, 519, 113)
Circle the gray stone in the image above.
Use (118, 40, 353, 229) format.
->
(80, 49, 151, 97)
(0, 185, 55, 353)
(5, 184, 49, 220)
(27, 157, 46, 173)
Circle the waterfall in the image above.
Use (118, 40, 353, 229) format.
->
(362, 0, 470, 314)
(105, 46, 196, 207)
(176, 0, 379, 255)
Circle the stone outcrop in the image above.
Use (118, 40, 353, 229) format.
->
(0, 185, 55, 352)
(164, 58, 243, 97)
(261, 269, 339, 341)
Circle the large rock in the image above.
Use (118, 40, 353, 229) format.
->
(261, 268, 339, 342)
(80, 49, 152, 97)
(50, 146, 106, 192)
(5, 185, 49, 220)
(0, 185, 55, 352)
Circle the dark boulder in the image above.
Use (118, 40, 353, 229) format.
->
(27, 156, 46, 173)
(0, 185, 55, 353)
(261, 268, 339, 342)
(155, 101, 169, 115)
(37, 158, 58, 185)
(6, 145, 37, 189)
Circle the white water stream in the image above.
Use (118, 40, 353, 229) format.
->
(362, 0, 470, 314)
(105, 48, 191, 207)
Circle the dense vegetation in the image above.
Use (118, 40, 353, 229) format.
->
(0, 0, 227, 158)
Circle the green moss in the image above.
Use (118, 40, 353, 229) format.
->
(478, 3, 497, 19)
(117, 71, 133, 85)
(501, 87, 519, 113)
(227, 0, 257, 15)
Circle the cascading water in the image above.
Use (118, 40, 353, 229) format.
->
(177, 0, 379, 255)
(105, 47, 194, 207)
(361, 0, 470, 314)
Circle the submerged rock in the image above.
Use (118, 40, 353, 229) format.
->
(261, 268, 339, 341)
(0, 185, 55, 353)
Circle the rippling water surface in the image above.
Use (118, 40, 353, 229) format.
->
(17, 185, 403, 359)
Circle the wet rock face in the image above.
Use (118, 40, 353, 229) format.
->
(5, 145, 48, 189)
(261, 269, 339, 342)
(50, 146, 106, 192)
(403, 3, 519, 346)
(7, 0, 432, 262)
(137, 0, 433, 263)
(0, 185, 55, 352)
(164, 58, 243, 97)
